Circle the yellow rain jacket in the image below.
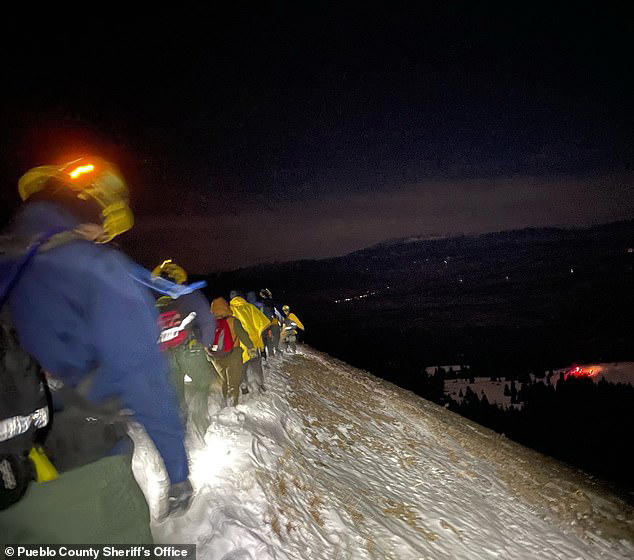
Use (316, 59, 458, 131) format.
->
(230, 297, 271, 363)
(286, 312, 304, 331)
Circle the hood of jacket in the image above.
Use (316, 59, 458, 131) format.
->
(10, 201, 81, 237)
(211, 297, 233, 318)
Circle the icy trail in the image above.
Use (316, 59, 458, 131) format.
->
(131, 347, 634, 560)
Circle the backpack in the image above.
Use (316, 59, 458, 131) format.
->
(156, 296, 198, 351)
(0, 228, 127, 509)
(0, 229, 71, 509)
(0, 310, 49, 509)
(209, 317, 238, 358)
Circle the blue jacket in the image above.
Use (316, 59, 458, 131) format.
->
(6, 202, 188, 484)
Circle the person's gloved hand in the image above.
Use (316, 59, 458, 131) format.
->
(248, 348, 258, 359)
(167, 479, 193, 516)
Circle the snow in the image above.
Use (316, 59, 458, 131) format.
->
(130, 347, 634, 559)
(445, 363, 634, 409)
(425, 365, 470, 376)
(444, 377, 520, 409)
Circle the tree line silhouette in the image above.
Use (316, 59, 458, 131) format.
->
(432, 371, 634, 498)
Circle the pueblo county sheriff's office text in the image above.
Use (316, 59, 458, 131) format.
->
(11, 547, 191, 558)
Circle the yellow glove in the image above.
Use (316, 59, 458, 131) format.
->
(29, 447, 58, 482)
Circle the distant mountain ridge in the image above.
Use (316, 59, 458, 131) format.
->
(354, 219, 634, 257)
(206, 218, 634, 295)
(201, 220, 634, 280)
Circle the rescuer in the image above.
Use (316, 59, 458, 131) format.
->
(229, 291, 270, 394)
(152, 259, 220, 441)
(207, 297, 256, 406)
(0, 156, 191, 541)
(281, 305, 305, 353)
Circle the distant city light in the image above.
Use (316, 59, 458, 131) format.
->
(334, 290, 377, 304)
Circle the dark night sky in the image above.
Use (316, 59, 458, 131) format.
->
(1, 4, 633, 271)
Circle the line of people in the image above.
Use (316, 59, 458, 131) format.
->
(0, 156, 304, 543)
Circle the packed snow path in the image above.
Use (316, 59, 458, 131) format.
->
(132, 346, 634, 560)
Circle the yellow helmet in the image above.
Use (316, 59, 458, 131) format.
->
(18, 156, 133, 243)
(282, 305, 290, 314)
(152, 259, 187, 284)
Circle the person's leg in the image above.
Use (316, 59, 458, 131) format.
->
(182, 348, 213, 441)
(167, 349, 187, 412)
(228, 349, 244, 405)
(212, 359, 229, 402)
(265, 329, 276, 358)
(240, 358, 250, 394)
(272, 325, 281, 355)
(250, 354, 265, 391)
(273, 325, 281, 352)
(207, 360, 226, 411)
(288, 333, 297, 353)
(279, 327, 286, 353)
(261, 332, 269, 360)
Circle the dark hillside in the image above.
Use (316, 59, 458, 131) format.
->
(206, 221, 634, 380)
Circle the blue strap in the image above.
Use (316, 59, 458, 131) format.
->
(127, 262, 207, 298)
(0, 227, 69, 307)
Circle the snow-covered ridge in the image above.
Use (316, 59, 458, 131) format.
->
(131, 347, 634, 560)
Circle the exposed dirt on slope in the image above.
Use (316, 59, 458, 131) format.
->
(283, 351, 634, 546)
